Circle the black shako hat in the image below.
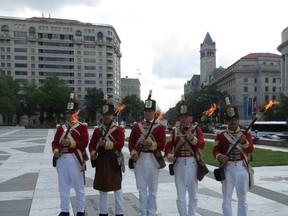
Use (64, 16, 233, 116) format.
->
(178, 95, 193, 116)
(101, 95, 114, 115)
(144, 90, 156, 111)
(65, 93, 78, 113)
(224, 97, 239, 120)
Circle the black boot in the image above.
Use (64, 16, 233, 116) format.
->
(76, 212, 85, 216)
(116, 214, 124, 216)
(99, 214, 108, 216)
(59, 212, 70, 216)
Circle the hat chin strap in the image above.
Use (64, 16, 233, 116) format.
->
(181, 123, 192, 130)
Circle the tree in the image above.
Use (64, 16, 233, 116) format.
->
(0, 75, 20, 123)
(20, 81, 40, 118)
(263, 93, 288, 121)
(121, 95, 144, 124)
(84, 88, 104, 123)
(38, 76, 71, 123)
(165, 85, 228, 125)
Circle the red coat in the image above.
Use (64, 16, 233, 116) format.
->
(165, 126, 205, 158)
(51, 122, 89, 169)
(213, 127, 254, 160)
(89, 123, 124, 192)
(128, 121, 166, 165)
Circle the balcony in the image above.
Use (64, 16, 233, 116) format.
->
(0, 32, 12, 40)
(74, 36, 83, 44)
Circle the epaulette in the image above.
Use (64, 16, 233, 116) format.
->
(94, 125, 100, 129)
(216, 129, 226, 135)
(80, 122, 88, 127)
(56, 124, 61, 128)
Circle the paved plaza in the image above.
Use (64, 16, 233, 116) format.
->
(0, 127, 287, 216)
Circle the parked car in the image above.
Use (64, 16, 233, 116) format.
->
(261, 134, 281, 140)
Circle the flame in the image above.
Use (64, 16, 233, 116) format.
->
(263, 100, 279, 112)
(155, 110, 164, 120)
(70, 110, 80, 123)
(203, 103, 217, 117)
(114, 104, 126, 116)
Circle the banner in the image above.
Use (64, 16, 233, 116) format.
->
(243, 98, 247, 116)
(248, 98, 253, 116)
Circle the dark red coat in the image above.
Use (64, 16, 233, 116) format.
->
(89, 123, 124, 192)
(51, 122, 89, 169)
(128, 121, 166, 165)
(165, 126, 205, 158)
(213, 128, 254, 160)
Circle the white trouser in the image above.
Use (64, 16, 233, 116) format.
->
(174, 157, 198, 216)
(57, 154, 85, 213)
(222, 161, 249, 216)
(99, 190, 124, 214)
(135, 152, 159, 216)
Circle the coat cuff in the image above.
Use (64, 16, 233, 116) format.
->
(149, 141, 157, 150)
(90, 150, 96, 156)
(241, 140, 249, 148)
(70, 141, 76, 148)
(190, 136, 197, 145)
(130, 150, 138, 157)
(215, 153, 222, 160)
(53, 148, 59, 154)
(105, 141, 113, 150)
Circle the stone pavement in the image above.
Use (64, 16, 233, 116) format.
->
(0, 128, 287, 216)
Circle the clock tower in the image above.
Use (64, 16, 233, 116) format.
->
(200, 32, 216, 87)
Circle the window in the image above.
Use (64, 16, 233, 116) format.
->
(84, 80, 96, 84)
(76, 30, 82, 37)
(244, 86, 248, 92)
(1, 25, 9, 33)
(265, 77, 269, 83)
(272, 78, 276, 83)
(15, 56, 27, 60)
(15, 63, 27, 68)
(14, 48, 27, 52)
(14, 31, 27, 38)
(84, 36, 95, 41)
(15, 71, 28, 75)
(272, 86, 276, 92)
(97, 32, 103, 41)
(265, 86, 269, 92)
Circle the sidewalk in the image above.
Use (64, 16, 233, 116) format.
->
(0, 128, 287, 216)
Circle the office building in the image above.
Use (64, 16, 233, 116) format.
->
(184, 32, 281, 122)
(0, 16, 122, 107)
(121, 76, 141, 99)
(278, 26, 288, 93)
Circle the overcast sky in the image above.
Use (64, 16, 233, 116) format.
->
(1, 0, 287, 112)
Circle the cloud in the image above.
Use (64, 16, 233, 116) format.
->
(152, 49, 199, 79)
(0, 0, 101, 12)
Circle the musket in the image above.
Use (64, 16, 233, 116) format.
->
(52, 123, 71, 167)
(225, 117, 257, 156)
(168, 103, 217, 175)
(225, 99, 279, 156)
(213, 98, 280, 181)
(91, 119, 114, 168)
(129, 112, 159, 169)
(171, 120, 202, 162)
